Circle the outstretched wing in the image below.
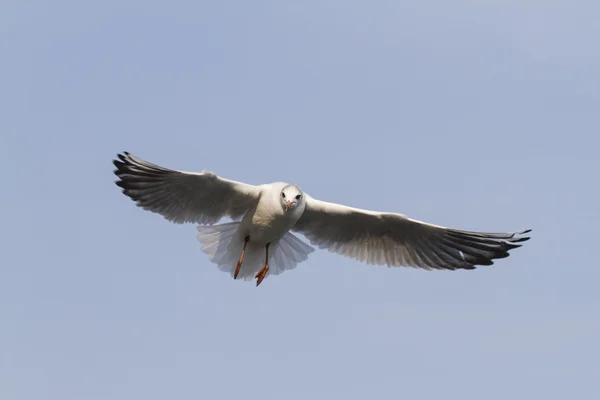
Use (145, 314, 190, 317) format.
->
(293, 195, 531, 270)
(113, 152, 261, 225)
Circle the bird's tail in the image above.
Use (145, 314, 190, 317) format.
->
(270, 231, 316, 276)
(196, 222, 315, 281)
(196, 221, 242, 270)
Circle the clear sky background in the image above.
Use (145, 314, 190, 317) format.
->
(2, 1, 599, 399)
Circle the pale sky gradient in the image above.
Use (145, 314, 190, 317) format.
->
(2, 1, 599, 399)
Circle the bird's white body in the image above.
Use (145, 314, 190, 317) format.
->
(196, 182, 314, 280)
(241, 182, 305, 245)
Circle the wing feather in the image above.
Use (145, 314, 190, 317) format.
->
(293, 195, 531, 271)
(113, 152, 261, 224)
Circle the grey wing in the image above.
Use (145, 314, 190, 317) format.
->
(113, 152, 261, 225)
(293, 195, 531, 270)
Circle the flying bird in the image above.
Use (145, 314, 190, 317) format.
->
(113, 152, 531, 286)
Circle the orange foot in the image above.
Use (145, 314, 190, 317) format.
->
(255, 265, 269, 287)
(234, 236, 250, 280)
(234, 260, 242, 280)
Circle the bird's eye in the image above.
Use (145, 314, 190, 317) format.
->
(295, 194, 301, 200)
(282, 192, 286, 198)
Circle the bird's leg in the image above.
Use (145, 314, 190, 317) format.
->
(234, 235, 250, 280)
(255, 243, 270, 287)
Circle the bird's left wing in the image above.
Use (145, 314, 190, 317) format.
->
(293, 195, 531, 270)
(113, 152, 261, 224)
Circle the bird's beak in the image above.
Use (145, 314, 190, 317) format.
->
(285, 200, 293, 210)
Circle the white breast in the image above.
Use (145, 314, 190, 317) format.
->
(239, 182, 304, 245)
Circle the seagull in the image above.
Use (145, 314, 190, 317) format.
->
(113, 152, 531, 286)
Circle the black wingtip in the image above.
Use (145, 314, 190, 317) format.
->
(113, 152, 132, 182)
(516, 229, 532, 237)
(113, 152, 140, 175)
(116, 152, 128, 163)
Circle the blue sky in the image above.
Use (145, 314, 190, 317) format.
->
(1, 1, 599, 399)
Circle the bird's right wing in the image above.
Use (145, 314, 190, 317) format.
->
(293, 195, 531, 270)
(113, 152, 261, 224)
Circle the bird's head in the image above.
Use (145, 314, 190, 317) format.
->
(280, 184, 304, 212)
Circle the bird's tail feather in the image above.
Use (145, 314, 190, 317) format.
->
(271, 232, 315, 276)
(196, 223, 315, 281)
(196, 221, 240, 261)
